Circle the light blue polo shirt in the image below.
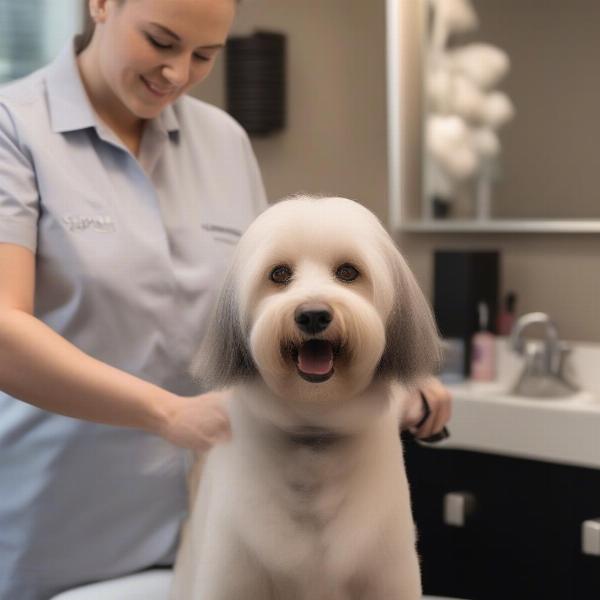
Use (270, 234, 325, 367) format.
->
(0, 41, 267, 600)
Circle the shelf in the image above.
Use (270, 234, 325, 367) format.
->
(398, 219, 600, 234)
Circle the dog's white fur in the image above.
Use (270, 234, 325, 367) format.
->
(171, 196, 440, 600)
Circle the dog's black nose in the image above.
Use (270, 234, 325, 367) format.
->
(294, 304, 333, 334)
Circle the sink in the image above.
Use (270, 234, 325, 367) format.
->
(433, 339, 600, 469)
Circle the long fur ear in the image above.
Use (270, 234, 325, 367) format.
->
(190, 267, 257, 391)
(377, 242, 442, 384)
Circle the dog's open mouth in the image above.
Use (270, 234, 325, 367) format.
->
(291, 339, 338, 383)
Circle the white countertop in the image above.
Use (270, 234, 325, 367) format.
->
(430, 339, 600, 469)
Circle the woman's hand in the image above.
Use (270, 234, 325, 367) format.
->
(158, 391, 231, 452)
(402, 377, 452, 441)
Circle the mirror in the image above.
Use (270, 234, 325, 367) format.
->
(422, 0, 600, 223)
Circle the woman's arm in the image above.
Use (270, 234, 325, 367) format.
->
(0, 242, 229, 450)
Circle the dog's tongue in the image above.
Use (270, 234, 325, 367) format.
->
(298, 340, 334, 375)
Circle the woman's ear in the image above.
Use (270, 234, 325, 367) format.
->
(89, 0, 109, 24)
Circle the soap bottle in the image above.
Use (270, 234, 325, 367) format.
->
(497, 291, 517, 336)
(470, 301, 496, 381)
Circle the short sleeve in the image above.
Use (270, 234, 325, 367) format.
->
(0, 102, 39, 253)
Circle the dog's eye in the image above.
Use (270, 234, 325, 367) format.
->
(270, 265, 293, 284)
(335, 263, 359, 282)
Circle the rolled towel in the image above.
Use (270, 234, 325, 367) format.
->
(472, 127, 500, 158)
(429, 0, 478, 59)
(447, 43, 510, 90)
(429, 0, 479, 35)
(446, 73, 487, 121)
(427, 69, 485, 120)
(426, 114, 479, 180)
(480, 91, 515, 128)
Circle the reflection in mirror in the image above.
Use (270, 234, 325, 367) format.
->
(423, 0, 600, 221)
(424, 0, 514, 221)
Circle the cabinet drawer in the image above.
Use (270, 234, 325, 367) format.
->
(403, 439, 600, 599)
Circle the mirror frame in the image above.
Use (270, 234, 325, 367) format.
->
(385, 0, 600, 234)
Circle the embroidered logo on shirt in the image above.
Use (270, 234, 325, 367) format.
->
(201, 224, 242, 237)
(201, 223, 242, 245)
(63, 215, 116, 233)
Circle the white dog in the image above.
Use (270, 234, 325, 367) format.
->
(171, 196, 440, 600)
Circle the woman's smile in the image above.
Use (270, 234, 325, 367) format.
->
(140, 75, 177, 98)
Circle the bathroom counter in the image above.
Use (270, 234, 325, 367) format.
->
(433, 339, 600, 469)
(435, 383, 600, 469)
(406, 343, 600, 600)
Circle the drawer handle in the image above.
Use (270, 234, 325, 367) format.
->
(443, 491, 476, 527)
(582, 519, 600, 556)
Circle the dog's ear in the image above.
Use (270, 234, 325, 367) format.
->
(377, 242, 442, 384)
(190, 268, 257, 390)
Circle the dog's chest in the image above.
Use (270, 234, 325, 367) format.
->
(281, 435, 353, 530)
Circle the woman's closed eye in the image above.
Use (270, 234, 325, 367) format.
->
(144, 33, 211, 62)
(145, 33, 172, 49)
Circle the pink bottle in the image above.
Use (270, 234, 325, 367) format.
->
(470, 302, 496, 381)
(497, 291, 517, 336)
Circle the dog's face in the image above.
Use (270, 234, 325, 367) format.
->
(194, 196, 440, 402)
(237, 198, 400, 400)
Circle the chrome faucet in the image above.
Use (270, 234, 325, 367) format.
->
(510, 312, 578, 398)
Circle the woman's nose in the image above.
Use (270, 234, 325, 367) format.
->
(161, 55, 191, 87)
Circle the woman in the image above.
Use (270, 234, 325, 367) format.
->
(0, 1, 450, 597)
(0, 1, 263, 598)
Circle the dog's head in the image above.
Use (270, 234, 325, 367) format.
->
(193, 196, 441, 401)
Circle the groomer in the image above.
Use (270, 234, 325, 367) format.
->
(0, 1, 450, 598)
(0, 1, 265, 597)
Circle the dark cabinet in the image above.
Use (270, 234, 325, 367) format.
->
(403, 435, 600, 600)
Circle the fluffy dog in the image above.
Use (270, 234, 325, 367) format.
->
(171, 195, 440, 600)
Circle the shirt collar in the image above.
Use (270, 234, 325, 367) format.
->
(46, 38, 181, 136)
(160, 104, 180, 135)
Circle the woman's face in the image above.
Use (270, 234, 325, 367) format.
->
(91, 0, 235, 120)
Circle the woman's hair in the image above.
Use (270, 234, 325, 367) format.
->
(75, 0, 240, 54)
(75, 15, 95, 53)
(75, 1, 124, 53)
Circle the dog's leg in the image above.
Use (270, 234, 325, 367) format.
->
(349, 548, 421, 600)
(345, 517, 422, 600)
(186, 534, 273, 600)
(173, 505, 273, 599)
